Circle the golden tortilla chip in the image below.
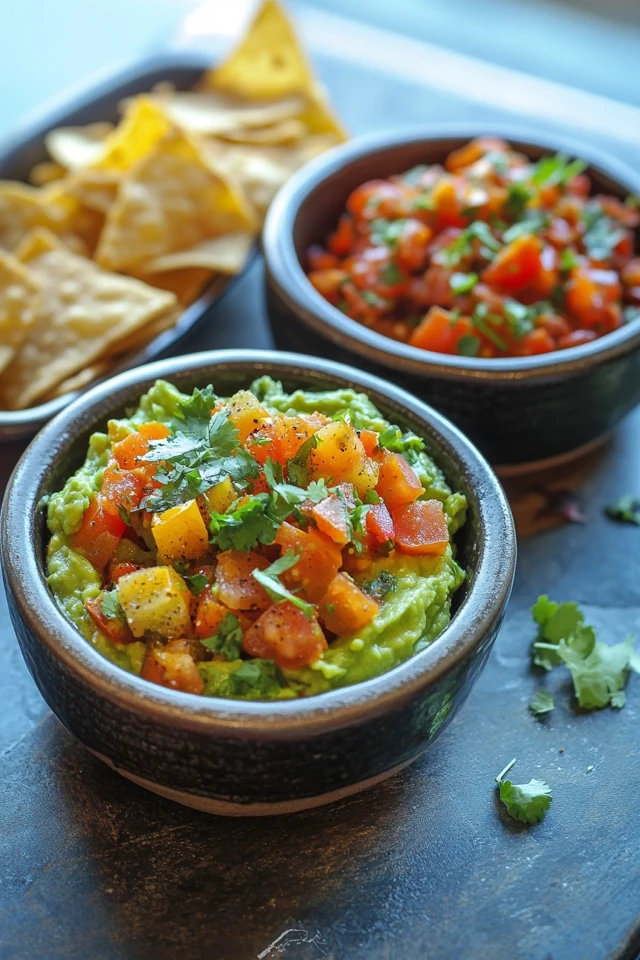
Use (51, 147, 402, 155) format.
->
(0, 181, 73, 252)
(90, 97, 172, 173)
(46, 362, 110, 399)
(0, 251, 39, 374)
(104, 306, 182, 357)
(217, 117, 307, 145)
(29, 161, 67, 187)
(202, 0, 346, 140)
(148, 89, 306, 136)
(0, 229, 177, 409)
(139, 231, 253, 275)
(95, 128, 256, 273)
(45, 121, 114, 171)
(134, 266, 215, 305)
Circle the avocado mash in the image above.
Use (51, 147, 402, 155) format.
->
(45, 377, 466, 700)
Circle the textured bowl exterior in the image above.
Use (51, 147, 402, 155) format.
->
(263, 125, 640, 466)
(1, 351, 515, 813)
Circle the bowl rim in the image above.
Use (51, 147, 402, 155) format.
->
(263, 122, 640, 383)
(1, 349, 516, 738)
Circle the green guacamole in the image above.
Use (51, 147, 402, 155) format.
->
(45, 377, 467, 700)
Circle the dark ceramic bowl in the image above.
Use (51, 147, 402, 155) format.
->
(1, 350, 515, 815)
(263, 124, 640, 469)
(0, 55, 255, 442)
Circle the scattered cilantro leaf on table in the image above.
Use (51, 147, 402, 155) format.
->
(498, 778, 553, 824)
(529, 689, 555, 717)
(200, 613, 243, 660)
(252, 550, 314, 619)
(605, 496, 640, 526)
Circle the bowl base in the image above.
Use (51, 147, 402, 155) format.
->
(495, 431, 610, 478)
(90, 747, 416, 816)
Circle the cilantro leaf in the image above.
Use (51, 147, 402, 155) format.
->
(377, 425, 425, 455)
(450, 271, 478, 294)
(228, 659, 286, 697)
(252, 551, 315, 619)
(529, 689, 555, 717)
(503, 300, 535, 339)
(530, 153, 586, 188)
(605, 496, 640, 526)
(286, 435, 319, 487)
(559, 248, 579, 272)
(185, 573, 209, 596)
(379, 261, 404, 285)
(173, 385, 218, 436)
(440, 221, 500, 267)
(502, 212, 549, 243)
(264, 458, 327, 507)
(472, 304, 508, 352)
(504, 182, 532, 220)
(117, 504, 130, 525)
(498, 778, 552, 824)
(200, 612, 243, 661)
(361, 570, 398, 601)
(370, 218, 407, 248)
(209, 494, 280, 552)
(582, 203, 625, 261)
(101, 590, 126, 622)
(457, 334, 481, 357)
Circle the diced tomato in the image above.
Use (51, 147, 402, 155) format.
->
(327, 213, 356, 255)
(392, 499, 449, 556)
(311, 496, 351, 546)
(112, 432, 148, 470)
(215, 551, 271, 613)
(621, 258, 640, 287)
(137, 421, 171, 441)
(308, 268, 349, 305)
(193, 589, 229, 640)
(536, 313, 570, 339)
(307, 244, 339, 271)
(566, 173, 591, 197)
(348, 180, 411, 220)
(445, 137, 509, 173)
(375, 451, 424, 511)
(70, 495, 125, 570)
(533, 244, 559, 297)
(430, 176, 467, 228)
(99, 461, 147, 516)
(359, 430, 379, 457)
(395, 219, 433, 273)
(518, 327, 555, 355)
(141, 639, 204, 695)
(318, 573, 379, 635)
(409, 306, 474, 354)
(275, 522, 342, 603)
(557, 329, 598, 349)
(409, 266, 455, 308)
(242, 601, 327, 670)
(85, 595, 135, 644)
(482, 235, 541, 292)
(107, 561, 140, 584)
(366, 501, 395, 546)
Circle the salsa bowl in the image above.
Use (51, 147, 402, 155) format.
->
(263, 125, 640, 469)
(1, 350, 515, 814)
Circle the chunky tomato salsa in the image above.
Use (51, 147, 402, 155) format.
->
(45, 378, 466, 700)
(306, 137, 640, 358)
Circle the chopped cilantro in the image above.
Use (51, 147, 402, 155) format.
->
(364, 490, 381, 504)
(362, 290, 387, 308)
(172, 385, 218, 435)
(265, 458, 327, 508)
(605, 496, 640, 525)
(252, 550, 314, 619)
(101, 590, 125, 622)
(185, 573, 209, 596)
(503, 300, 535, 339)
(286, 435, 319, 487)
(498, 777, 552, 824)
(531, 595, 639, 709)
(624, 306, 640, 325)
(582, 203, 625, 260)
(530, 153, 586, 188)
(457, 334, 481, 356)
(228, 659, 286, 697)
(472, 304, 508, 352)
(377, 425, 425, 456)
(413, 193, 435, 211)
(369, 218, 407, 248)
(502, 212, 549, 243)
(441, 221, 500, 266)
(529, 689, 555, 717)
(200, 612, 243, 660)
(559, 248, 579, 272)
(209, 494, 281, 552)
(117, 504, 130, 525)
(504, 182, 532, 220)
(362, 570, 398, 601)
(450, 271, 478, 294)
(379, 261, 404, 285)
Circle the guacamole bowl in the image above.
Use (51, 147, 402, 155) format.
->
(1, 350, 515, 814)
(263, 125, 640, 469)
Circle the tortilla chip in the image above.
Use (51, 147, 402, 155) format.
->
(0, 251, 39, 374)
(134, 266, 215, 305)
(95, 127, 256, 273)
(217, 118, 307, 145)
(0, 229, 177, 409)
(202, 0, 346, 140)
(147, 89, 306, 136)
(0, 181, 73, 251)
(90, 97, 172, 173)
(45, 121, 114, 171)
(139, 231, 253, 275)
(203, 134, 339, 218)
(104, 306, 182, 357)
(46, 362, 110, 399)
(29, 161, 67, 187)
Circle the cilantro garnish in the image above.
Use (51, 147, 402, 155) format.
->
(184, 573, 209, 596)
(361, 570, 398, 601)
(450, 271, 478, 295)
(200, 612, 243, 660)
(117, 504, 130, 525)
(504, 182, 532, 220)
(252, 550, 314, 619)
(502, 212, 549, 243)
(528, 689, 554, 717)
(369, 218, 407, 249)
(472, 304, 508, 352)
(101, 590, 126, 622)
(285, 435, 319, 488)
(364, 490, 381, 504)
(559, 248, 579, 272)
(379, 261, 404, 285)
(209, 494, 281, 552)
(529, 153, 586, 188)
(172, 385, 218, 434)
(264, 458, 327, 508)
(502, 300, 535, 339)
(531, 595, 639, 709)
(498, 776, 552, 824)
(361, 290, 387, 309)
(228, 659, 286, 697)
(457, 334, 481, 357)
(581, 203, 625, 261)
(440, 221, 500, 267)
(605, 496, 640, 526)
(377, 425, 425, 456)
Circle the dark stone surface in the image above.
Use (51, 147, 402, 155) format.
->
(1, 52, 640, 960)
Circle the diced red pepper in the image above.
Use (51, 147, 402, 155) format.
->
(392, 499, 449, 556)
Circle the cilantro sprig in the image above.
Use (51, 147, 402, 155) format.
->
(251, 550, 314, 619)
(200, 612, 243, 660)
(605, 496, 640, 526)
(100, 590, 126, 622)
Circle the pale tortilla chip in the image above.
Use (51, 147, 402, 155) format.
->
(138, 232, 253, 274)
(0, 251, 39, 374)
(203, 134, 339, 218)
(90, 97, 172, 173)
(133, 266, 215, 305)
(45, 121, 114, 171)
(0, 229, 177, 409)
(217, 117, 307, 145)
(95, 128, 256, 273)
(46, 362, 110, 399)
(104, 306, 182, 357)
(0, 181, 73, 251)
(147, 89, 306, 136)
(202, 0, 346, 140)
(29, 161, 67, 187)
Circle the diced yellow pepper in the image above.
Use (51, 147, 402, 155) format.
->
(203, 476, 236, 515)
(151, 499, 209, 562)
(226, 390, 270, 443)
(117, 567, 191, 639)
